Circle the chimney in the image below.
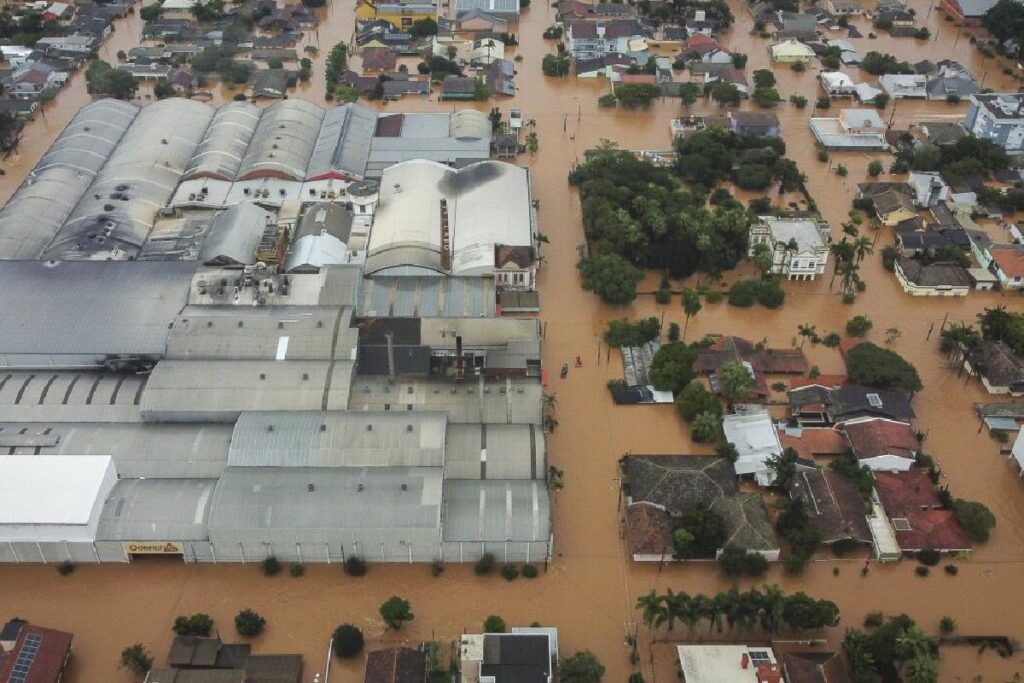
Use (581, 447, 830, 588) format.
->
(455, 335, 464, 382)
(741, 653, 749, 670)
(386, 331, 395, 381)
(440, 198, 452, 272)
(756, 664, 781, 683)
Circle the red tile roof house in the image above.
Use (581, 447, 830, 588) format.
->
(841, 417, 920, 472)
(873, 469, 973, 554)
(0, 620, 73, 683)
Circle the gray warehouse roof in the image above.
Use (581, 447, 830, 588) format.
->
(348, 378, 542, 424)
(97, 478, 217, 541)
(0, 99, 137, 259)
(0, 422, 231, 478)
(357, 276, 495, 318)
(444, 423, 544, 479)
(0, 261, 195, 365)
(166, 305, 356, 361)
(0, 371, 146, 423)
(237, 99, 325, 181)
(442, 480, 550, 542)
(208, 466, 443, 533)
(42, 98, 215, 260)
(184, 101, 261, 181)
(227, 411, 447, 467)
(140, 359, 353, 421)
(199, 202, 274, 265)
(306, 103, 377, 180)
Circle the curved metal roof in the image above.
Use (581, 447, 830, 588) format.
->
(183, 101, 261, 181)
(237, 99, 325, 181)
(449, 109, 490, 140)
(305, 102, 376, 180)
(0, 99, 137, 259)
(43, 98, 214, 260)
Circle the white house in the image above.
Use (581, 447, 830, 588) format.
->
(677, 646, 780, 683)
(749, 216, 831, 280)
(820, 71, 856, 98)
(880, 74, 928, 99)
(908, 171, 950, 207)
(723, 409, 782, 486)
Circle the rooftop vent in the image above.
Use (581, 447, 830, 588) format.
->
(320, 424, 327, 432)
(366, 424, 373, 431)
(406, 424, 413, 432)
(308, 483, 315, 492)
(357, 483, 364, 492)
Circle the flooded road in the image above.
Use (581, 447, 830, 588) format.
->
(2, 0, 1024, 681)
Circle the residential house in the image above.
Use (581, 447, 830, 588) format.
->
(4, 62, 65, 100)
(574, 53, 633, 78)
(459, 630, 557, 683)
(788, 384, 915, 426)
(872, 188, 917, 226)
(789, 467, 871, 545)
(879, 73, 928, 99)
(966, 340, 1024, 395)
(440, 75, 478, 99)
(42, 1, 74, 23)
(908, 171, 951, 207)
(567, 19, 645, 60)
(825, 38, 861, 65)
(894, 257, 971, 296)
(827, 0, 863, 13)
(679, 34, 730, 63)
(251, 69, 292, 99)
(361, 46, 398, 71)
(162, 0, 198, 16)
(776, 11, 819, 32)
(688, 63, 750, 95)
(810, 108, 887, 149)
(857, 182, 913, 201)
(0, 619, 73, 683)
(0, 46, 34, 69)
(926, 71, 978, 100)
(854, 81, 883, 103)
(988, 243, 1024, 290)
(769, 38, 815, 63)
(251, 48, 299, 62)
(873, 469, 973, 554)
(381, 74, 430, 98)
(620, 455, 781, 560)
(774, 28, 819, 42)
(455, 9, 509, 34)
(940, 0, 1001, 25)
(469, 37, 505, 65)
(485, 58, 515, 95)
(693, 335, 808, 393)
(780, 652, 850, 683)
(0, 98, 38, 119)
(878, 6, 916, 25)
(748, 215, 831, 280)
(895, 230, 952, 258)
(556, 0, 636, 22)
(729, 111, 781, 137)
(842, 417, 919, 471)
(819, 71, 856, 98)
(916, 121, 967, 147)
(677, 645, 781, 683)
(356, 0, 438, 30)
(722, 409, 784, 487)
(364, 647, 427, 683)
(683, 9, 719, 36)
(454, 0, 520, 21)
(964, 93, 1024, 154)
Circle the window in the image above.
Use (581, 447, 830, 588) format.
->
(892, 518, 912, 531)
(866, 393, 883, 408)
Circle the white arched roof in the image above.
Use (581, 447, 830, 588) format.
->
(184, 101, 261, 181)
(237, 99, 325, 181)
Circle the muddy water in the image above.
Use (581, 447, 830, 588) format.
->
(2, 1, 1024, 681)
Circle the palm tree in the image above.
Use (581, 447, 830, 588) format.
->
(758, 585, 786, 634)
(854, 235, 874, 264)
(636, 590, 665, 630)
(797, 323, 817, 348)
(542, 392, 557, 412)
(829, 238, 855, 290)
(682, 289, 702, 340)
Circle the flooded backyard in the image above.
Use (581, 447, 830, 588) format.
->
(2, 0, 1024, 680)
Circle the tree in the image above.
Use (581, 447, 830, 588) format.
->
(526, 131, 539, 153)
(732, 52, 748, 68)
(325, 42, 348, 92)
(410, 16, 438, 36)
(173, 614, 214, 637)
(332, 624, 365, 657)
(344, 556, 367, 576)
(380, 596, 414, 630)
(636, 589, 666, 628)
(845, 342, 922, 393)
(718, 361, 754, 403)
(903, 654, 939, 683)
(846, 315, 873, 337)
(983, 0, 1024, 50)
(767, 447, 799, 489)
(867, 160, 883, 177)
(649, 343, 698, 394)
(718, 545, 769, 577)
(153, 79, 175, 99)
(140, 3, 162, 21)
(797, 323, 817, 348)
(674, 507, 726, 558)
(752, 87, 781, 107)
(678, 82, 701, 108)
(953, 499, 996, 542)
(579, 253, 643, 304)
(676, 382, 722, 422)
(710, 82, 741, 107)
(681, 289, 702, 339)
(614, 83, 662, 108)
(560, 651, 605, 683)
(939, 616, 956, 634)
(298, 57, 312, 82)
(541, 53, 570, 76)
(120, 643, 153, 674)
(692, 410, 720, 443)
(85, 60, 138, 99)
(752, 69, 776, 88)
(751, 243, 774, 280)
(483, 615, 506, 633)
(232, 609, 266, 637)
(873, 92, 890, 109)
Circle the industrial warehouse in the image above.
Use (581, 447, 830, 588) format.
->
(0, 98, 548, 566)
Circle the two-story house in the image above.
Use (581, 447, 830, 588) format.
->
(567, 19, 645, 60)
(748, 216, 831, 280)
(964, 93, 1024, 154)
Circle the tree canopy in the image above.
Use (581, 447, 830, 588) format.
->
(983, 0, 1024, 54)
(560, 651, 606, 683)
(649, 343, 699, 394)
(673, 506, 726, 559)
(578, 253, 644, 304)
(85, 60, 138, 99)
(379, 596, 414, 630)
(845, 342, 922, 393)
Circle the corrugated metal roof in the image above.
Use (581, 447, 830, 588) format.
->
(238, 99, 325, 181)
(306, 103, 377, 180)
(357, 276, 495, 317)
(166, 305, 354, 361)
(199, 203, 274, 265)
(442, 479, 549, 541)
(184, 101, 261, 181)
(227, 411, 446, 467)
(347, 377, 542, 424)
(443, 424, 542, 479)
(42, 98, 215, 260)
(0, 260, 194, 360)
(0, 422, 231, 478)
(0, 99, 137, 259)
(208, 466, 443, 532)
(96, 478, 216, 541)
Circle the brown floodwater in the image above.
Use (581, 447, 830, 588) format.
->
(2, 1, 1024, 681)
